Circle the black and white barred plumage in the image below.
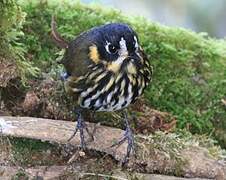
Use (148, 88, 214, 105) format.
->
(62, 23, 152, 111)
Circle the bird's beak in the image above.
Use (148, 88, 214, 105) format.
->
(128, 52, 141, 62)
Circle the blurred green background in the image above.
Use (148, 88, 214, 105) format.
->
(82, 0, 226, 38)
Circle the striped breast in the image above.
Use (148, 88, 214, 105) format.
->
(75, 57, 151, 112)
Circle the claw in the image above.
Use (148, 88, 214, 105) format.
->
(68, 110, 86, 149)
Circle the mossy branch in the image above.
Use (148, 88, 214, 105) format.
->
(1, 116, 225, 178)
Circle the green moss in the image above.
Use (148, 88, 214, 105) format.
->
(136, 131, 188, 175)
(12, 169, 29, 180)
(14, 0, 226, 138)
(10, 137, 59, 166)
(0, 0, 39, 84)
(139, 130, 225, 159)
(135, 130, 225, 176)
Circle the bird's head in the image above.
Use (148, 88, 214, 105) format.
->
(88, 23, 140, 62)
(51, 16, 145, 75)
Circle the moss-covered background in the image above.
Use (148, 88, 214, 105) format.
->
(1, 0, 226, 145)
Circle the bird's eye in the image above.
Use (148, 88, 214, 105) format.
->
(105, 42, 118, 54)
(108, 44, 117, 54)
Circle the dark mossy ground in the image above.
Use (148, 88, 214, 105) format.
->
(0, 136, 120, 179)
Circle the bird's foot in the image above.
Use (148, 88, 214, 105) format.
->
(111, 125, 135, 164)
(68, 109, 94, 149)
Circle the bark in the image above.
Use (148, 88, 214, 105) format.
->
(0, 116, 225, 179)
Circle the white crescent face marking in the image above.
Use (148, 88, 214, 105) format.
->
(105, 41, 111, 54)
(109, 37, 128, 66)
(134, 36, 139, 49)
(119, 37, 128, 57)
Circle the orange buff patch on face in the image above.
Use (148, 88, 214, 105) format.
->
(89, 45, 100, 64)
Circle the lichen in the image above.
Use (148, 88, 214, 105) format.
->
(135, 130, 225, 175)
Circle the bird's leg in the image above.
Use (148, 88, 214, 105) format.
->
(68, 108, 90, 149)
(111, 110, 135, 163)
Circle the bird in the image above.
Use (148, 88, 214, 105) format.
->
(51, 16, 152, 163)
